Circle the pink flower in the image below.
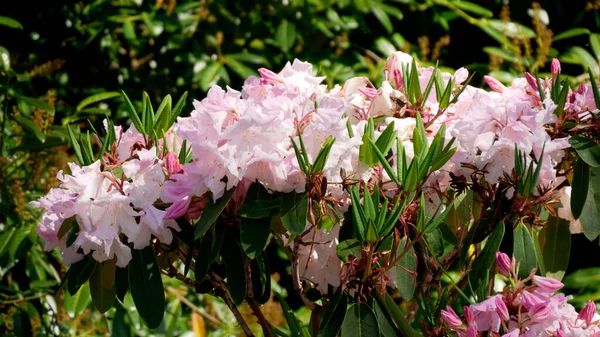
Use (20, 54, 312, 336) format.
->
(165, 152, 184, 175)
(495, 296, 510, 321)
(441, 306, 463, 327)
(528, 302, 552, 322)
(502, 329, 520, 337)
(533, 275, 564, 294)
(525, 72, 538, 90)
(464, 306, 474, 325)
(496, 252, 512, 276)
(466, 324, 478, 337)
(579, 300, 596, 324)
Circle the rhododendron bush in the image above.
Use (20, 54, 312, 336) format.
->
(32, 51, 600, 336)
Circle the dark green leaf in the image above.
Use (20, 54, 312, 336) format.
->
(276, 292, 303, 337)
(221, 232, 246, 305)
(237, 199, 280, 219)
(195, 224, 225, 283)
(337, 239, 361, 262)
(121, 91, 145, 135)
(280, 192, 308, 235)
(129, 246, 165, 328)
(580, 173, 600, 241)
(542, 217, 571, 280)
(240, 217, 271, 259)
(14, 115, 46, 143)
(375, 292, 414, 337)
(113, 306, 131, 337)
(169, 91, 188, 127)
(67, 257, 96, 295)
(341, 303, 380, 337)
(513, 223, 537, 279)
(470, 223, 505, 286)
(318, 287, 348, 337)
(90, 261, 116, 313)
(194, 188, 236, 240)
(396, 238, 416, 300)
(13, 308, 32, 337)
(570, 136, 600, 168)
(571, 158, 590, 219)
(251, 252, 271, 304)
(372, 299, 399, 336)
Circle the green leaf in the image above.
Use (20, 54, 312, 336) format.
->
(121, 91, 145, 135)
(483, 47, 529, 66)
(374, 292, 414, 337)
(280, 192, 308, 235)
(276, 19, 297, 53)
(154, 95, 172, 133)
(396, 238, 417, 300)
(67, 257, 96, 295)
(470, 223, 505, 286)
(0, 46, 9, 71)
(13, 308, 32, 337)
(195, 224, 225, 283)
(553, 28, 591, 41)
(90, 261, 116, 313)
(221, 232, 246, 305)
(225, 57, 258, 79)
(341, 303, 380, 337)
(16, 95, 55, 113)
(453, 1, 493, 17)
(370, 2, 393, 33)
(542, 217, 571, 280)
(588, 68, 600, 110)
(276, 292, 303, 337)
(194, 188, 236, 240)
(0, 16, 23, 29)
(561, 46, 600, 76)
(553, 79, 570, 116)
(169, 91, 188, 128)
(359, 133, 375, 166)
(591, 34, 600, 61)
(337, 239, 362, 262)
(318, 287, 348, 337)
(312, 136, 336, 174)
(569, 136, 600, 167)
(113, 306, 131, 337)
(372, 299, 399, 336)
(200, 62, 223, 92)
(76, 92, 121, 112)
(571, 158, 590, 219)
(250, 252, 271, 304)
(579, 172, 600, 241)
(240, 217, 271, 259)
(63, 283, 91, 319)
(237, 199, 280, 219)
(513, 223, 537, 279)
(13, 115, 45, 143)
(129, 245, 165, 329)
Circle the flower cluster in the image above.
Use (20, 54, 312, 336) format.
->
(31, 51, 598, 294)
(441, 252, 600, 336)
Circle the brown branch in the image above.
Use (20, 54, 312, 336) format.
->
(245, 258, 274, 337)
(291, 244, 317, 310)
(208, 271, 255, 337)
(166, 287, 222, 325)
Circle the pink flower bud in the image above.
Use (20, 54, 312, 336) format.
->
(258, 68, 281, 84)
(525, 72, 538, 90)
(556, 330, 567, 337)
(165, 152, 184, 175)
(579, 300, 596, 324)
(521, 291, 543, 309)
(551, 58, 561, 79)
(441, 306, 463, 327)
(484, 75, 506, 93)
(495, 296, 510, 321)
(466, 324, 478, 337)
(496, 252, 512, 276)
(463, 306, 474, 325)
(533, 275, 564, 294)
(163, 196, 192, 220)
(502, 329, 520, 337)
(528, 302, 551, 322)
(454, 67, 469, 85)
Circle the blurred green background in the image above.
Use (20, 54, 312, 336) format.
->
(1, 0, 600, 336)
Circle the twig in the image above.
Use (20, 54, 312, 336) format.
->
(291, 244, 317, 310)
(208, 271, 255, 337)
(0, 294, 45, 306)
(166, 287, 222, 325)
(245, 258, 274, 337)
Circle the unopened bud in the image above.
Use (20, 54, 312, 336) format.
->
(578, 300, 596, 324)
(165, 152, 184, 175)
(258, 68, 281, 84)
(463, 306, 473, 325)
(495, 296, 510, 321)
(496, 252, 512, 276)
(525, 72, 538, 90)
(484, 75, 506, 93)
(533, 275, 564, 294)
(441, 306, 462, 327)
(466, 324, 478, 337)
(551, 58, 561, 80)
